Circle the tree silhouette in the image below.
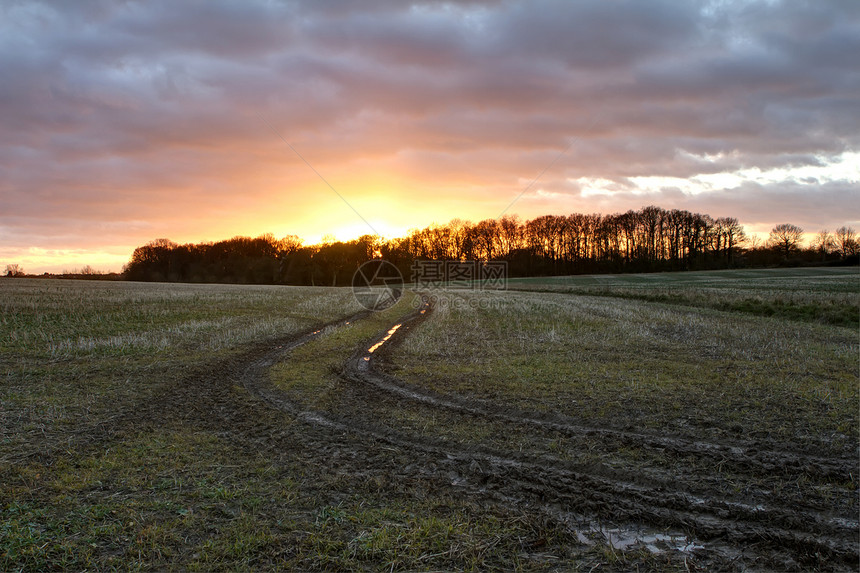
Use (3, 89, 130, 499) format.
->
(714, 217, 747, 265)
(768, 223, 804, 260)
(123, 208, 855, 286)
(834, 227, 858, 258)
(811, 230, 835, 261)
(5, 264, 24, 277)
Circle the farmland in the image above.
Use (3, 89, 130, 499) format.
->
(1, 268, 858, 571)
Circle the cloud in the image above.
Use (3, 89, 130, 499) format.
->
(0, 0, 858, 272)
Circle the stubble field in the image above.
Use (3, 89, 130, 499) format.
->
(1, 268, 858, 571)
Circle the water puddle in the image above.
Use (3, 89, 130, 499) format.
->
(575, 524, 704, 555)
(361, 302, 429, 362)
(367, 324, 402, 355)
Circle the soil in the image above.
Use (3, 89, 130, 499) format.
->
(39, 297, 859, 571)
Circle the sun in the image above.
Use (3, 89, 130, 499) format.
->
(326, 220, 407, 243)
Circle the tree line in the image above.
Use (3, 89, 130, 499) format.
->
(121, 207, 859, 285)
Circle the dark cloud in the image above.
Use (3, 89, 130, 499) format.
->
(1, 0, 858, 271)
(690, 180, 860, 231)
(491, 0, 703, 69)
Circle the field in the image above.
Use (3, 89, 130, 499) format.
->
(1, 268, 858, 571)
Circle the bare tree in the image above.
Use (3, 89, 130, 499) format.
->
(472, 219, 498, 261)
(639, 205, 664, 262)
(811, 230, 835, 261)
(497, 214, 523, 258)
(449, 219, 474, 260)
(768, 223, 804, 259)
(278, 234, 303, 254)
(150, 238, 178, 249)
(5, 264, 24, 277)
(834, 226, 858, 258)
(715, 217, 747, 264)
(747, 234, 762, 250)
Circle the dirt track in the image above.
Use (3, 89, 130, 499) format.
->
(44, 294, 854, 570)
(217, 296, 858, 571)
(4, 282, 856, 571)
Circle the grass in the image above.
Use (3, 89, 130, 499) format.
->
(2, 270, 857, 571)
(3, 429, 281, 571)
(0, 279, 363, 467)
(268, 292, 572, 458)
(397, 270, 859, 446)
(269, 291, 420, 409)
(505, 267, 860, 327)
(3, 279, 626, 571)
(2, 422, 595, 571)
(385, 272, 858, 529)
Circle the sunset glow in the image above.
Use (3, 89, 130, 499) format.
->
(1, 1, 858, 274)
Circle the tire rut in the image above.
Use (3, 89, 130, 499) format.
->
(237, 296, 859, 570)
(354, 300, 855, 481)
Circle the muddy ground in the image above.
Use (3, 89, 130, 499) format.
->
(241, 298, 858, 569)
(17, 296, 857, 571)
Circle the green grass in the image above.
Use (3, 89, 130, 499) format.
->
(2, 421, 597, 572)
(268, 292, 578, 459)
(3, 280, 620, 571)
(506, 267, 860, 327)
(3, 271, 856, 571)
(505, 266, 859, 288)
(394, 283, 858, 447)
(0, 280, 364, 468)
(269, 291, 419, 409)
(382, 271, 858, 548)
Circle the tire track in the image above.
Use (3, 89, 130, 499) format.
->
(238, 295, 858, 569)
(352, 298, 855, 481)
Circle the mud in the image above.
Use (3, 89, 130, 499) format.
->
(228, 297, 858, 571)
(32, 296, 856, 571)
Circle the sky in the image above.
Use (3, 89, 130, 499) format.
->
(1, 0, 858, 274)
